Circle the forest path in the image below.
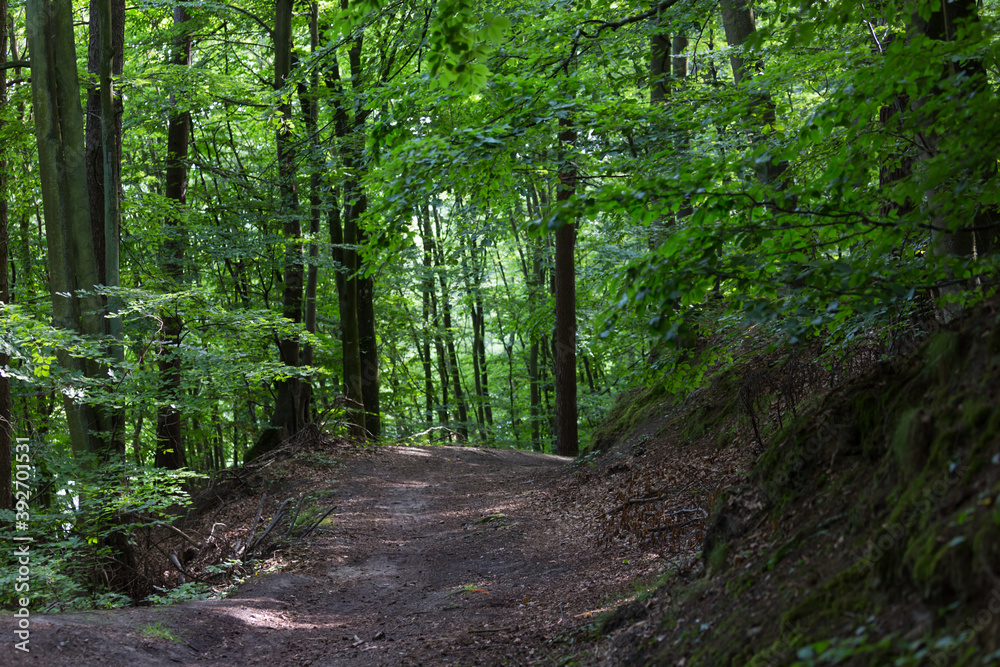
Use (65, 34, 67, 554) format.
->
(5, 445, 623, 666)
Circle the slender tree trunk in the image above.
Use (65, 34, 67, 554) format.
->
(75, 0, 127, 457)
(474, 294, 492, 429)
(431, 289, 450, 428)
(420, 206, 434, 425)
(582, 355, 597, 393)
(346, 31, 380, 439)
(466, 240, 493, 432)
(649, 3, 670, 103)
(0, 0, 11, 510)
(155, 4, 191, 470)
(298, 3, 321, 423)
(519, 187, 545, 451)
(466, 243, 486, 437)
(422, 209, 450, 429)
(268, 0, 306, 441)
(433, 207, 468, 439)
(440, 276, 468, 439)
(358, 273, 380, 437)
(85, 0, 123, 287)
(554, 113, 578, 457)
(528, 341, 540, 450)
(325, 24, 367, 439)
(341, 158, 366, 438)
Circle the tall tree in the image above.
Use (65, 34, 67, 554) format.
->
(720, 0, 756, 85)
(155, 3, 192, 469)
(906, 0, 993, 321)
(419, 205, 435, 425)
(720, 0, 784, 186)
(254, 0, 307, 457)
(326, 30, 367, 440)
(554, 111, 578, 457)
(84, 0, 123, 288)
(349, 29, 380, 439)
(0, 0, 12, 511)
(298, 2, 322, 422)
(26, 0, 116, 457)
(649, 2, 670, 103)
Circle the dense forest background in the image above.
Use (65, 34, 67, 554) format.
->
(0, 0, 998, 608)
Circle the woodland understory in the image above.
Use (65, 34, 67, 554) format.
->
(1, 0, 1000, 662)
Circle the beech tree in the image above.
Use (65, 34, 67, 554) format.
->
(26, 0, 117, 457)
(0, 0, 11, 511)
(155, 3, 192, 469)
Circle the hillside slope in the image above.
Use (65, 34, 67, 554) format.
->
(574, 310, 1000, 666)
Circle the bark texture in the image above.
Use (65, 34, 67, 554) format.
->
(554, 116, 578, 457)
(27, 0, 115, 457)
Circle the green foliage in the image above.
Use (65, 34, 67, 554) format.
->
(0, 449, 202, 610)
(144, 583, 213, 606)
(4, 0, 999, 604)
(140, 622, 183, 642)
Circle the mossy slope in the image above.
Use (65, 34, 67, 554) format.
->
(585, 312, 1000, 666)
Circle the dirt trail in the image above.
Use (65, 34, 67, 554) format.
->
(4, 446, 627, 666)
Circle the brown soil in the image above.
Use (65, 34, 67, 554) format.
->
(2, 444, 692, 666)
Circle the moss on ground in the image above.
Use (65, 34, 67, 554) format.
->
(581, 307, 1000, 666)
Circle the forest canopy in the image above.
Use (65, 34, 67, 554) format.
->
(0, 0, 997, 493)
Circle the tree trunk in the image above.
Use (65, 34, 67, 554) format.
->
(26, 0, 115, 458)
(345, 32, 381, 440)
(720, 0, 786, 186)
(85, 0, 123, 287)
(268, 0, 306, 441)
(422, 209, 450, 429)
(0, 0, 11, 510)
(433, 206, 468, 439)
(431, 288, 450, 428)
(325, 23, 367, 440)
(519, 187, 546, 451)
(554, 114, 578, 457)
(907, 0, 991, 322)
(474, 291, 492, 429)
(341, 158, 366, 439)
(720, 0, 757, 85)
(155, 4, 191, 470)
(298, 3, 321, 423)
(420, 206, 435, 425)
(440, 276, 468, 439)
(649, 2, 670, 103)
(465, 241, 490, 438)
(358, 273, 380, 437)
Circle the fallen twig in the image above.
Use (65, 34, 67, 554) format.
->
(469, 627, 514, 634)
(285, 494, 307, 540)
(245, 497, 293, 559)
(165, 524, 202, 548)
(242, 493, 267, 560)
(296, 504, 338, 539)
